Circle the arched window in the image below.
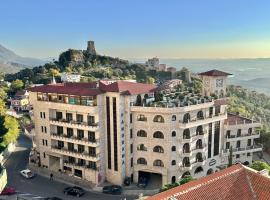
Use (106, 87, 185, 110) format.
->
(183, 129, 190, 139)
(196, 139, 203, 149)
(182, 171, 191, 178)
(183, 143, 190, 153)
(171, 176, 176, 184)
(137, 114, 147, 121)
(171, 146, 176, 151)
(171, 131, 176, 137)
(137, 144, 147, 151)
(183, 113, 190, 123)
(195, 166, 203, 174)
(196, 125, 203, 135)
(137, 158, 147, 165)
(172, 115, 176, 121)
(182, 157, 190, 167)
(171, 160, 176, 166)
(153, 131, 164, 139)
(207, 168, 213, 175)
(196, 152, 203, 162)
(153, 115, 165, 123)
(137, 130, 147, 137)
(153, 159, 164, 167)
(197, 111, 204, 120)
(153, 146, 164, 153)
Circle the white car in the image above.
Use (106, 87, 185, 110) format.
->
(20, 169, 35, 179)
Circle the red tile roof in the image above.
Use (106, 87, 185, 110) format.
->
(225, 113, 255, 125)
(199, 69, 232, 76)
(28, 83, 102, 96)
(15, 90, 28, 96)
(99, 81, 157, 95)
(147, 164, 270, 200)
(28, 81, 157, 96)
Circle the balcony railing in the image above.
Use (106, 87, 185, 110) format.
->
(226, 132, 260, 139)
(51, 133, 99, 146)
(50, 118, 99, 127)
(224, 144, 263, 153)
(63, 160, 98, 171)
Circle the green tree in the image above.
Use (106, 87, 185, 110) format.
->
(146, 76, 155, 84)
(10, 79, 24, 93)
(250, 161, 270, 174)
(0, 99, 6, 115)
(49, 68, 60, 77)
(2, 115, 20, 146)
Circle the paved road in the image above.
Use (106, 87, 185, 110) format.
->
(4, 135, 136, 200)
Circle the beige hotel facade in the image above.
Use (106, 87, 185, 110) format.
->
(29, 70, 262, 187)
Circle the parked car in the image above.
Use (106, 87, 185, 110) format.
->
(102, 185, 122, 195)
(20, 169, 35, 179)
(0, 187, 16, 195)
(63, 186, 85, 197)
(45, 197, 63, 200)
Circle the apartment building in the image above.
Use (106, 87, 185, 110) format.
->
(28, 70, 262, 187)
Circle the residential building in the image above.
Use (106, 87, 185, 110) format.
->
(10, 90, 31, 112)
(28, 70, 262, 187)
(61, 73, 81, 83)
(147, 164, 270, 200)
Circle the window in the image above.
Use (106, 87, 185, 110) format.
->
(183, 129, 190, 139)
(43, 152, 46, 158)
(183, 143, 190, 153)
(172, 115, 176, 121)
(57, 126, 63, 135)
(40, 112, 43, 118)
(236, 140, 241, 148)
(87, 116, 95, 125)
(196, 126, 203, 135)
(236, 154, 240, 159)
(197, 111, 204, 120)
(78, 145, 85, 153)
(153, 131, 164, 139)
(58, 141, 64, 149)
(153, 146, 164, 153)
(56, 112, 62, 120)
(76, 114, 83, 123)
(41, 126, 44, 133)
(171, 160, 176, 165)
(237, 129, 241, 137)
(171, 176, 176, 184)
(171, 146, 176, 151)
(182, 157, 190, 166)
(247, 139, 251, 146)
(182, 171, 191, 178)
(137, 144, 147, 151)
(153, 115, 164, 123)
(183, 113, 191, 123)
(130, 129, 133, 139)
(43, 112, 46, 118)
(45, 140, 48, 146)
(171, 131, 176, 137)
(66, 113, 73, 122)
(247, 153, 251, 157)
(226, 142, 230, 149)
(130, 158, 133, 167)
(226, 130, 231, 138)
(67, 128, 73, 138)
(194, 166, 204, 174)
(130, 144, 133, 154)
(248, 128, 252, 134)
(88, 131, 95, 142)
(77, 130, 84, 139)
(44, 127, 47, 133)
(137, 130, 147, 137)
(137, 114, 147, 121)
(42, 139, 44, 145)
(137, 158, 147, 165)
(196, 139, 203, 149)
(130, 114, 133, 123)
(153, 159, 164, 167)
(89, 147, 96, 156)
(68, 143, 74, 151)
(196, 152, 203, 162)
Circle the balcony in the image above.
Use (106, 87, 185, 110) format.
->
(179, 163, 192, 171)
(224, 144, 263, 154)
(225, 132, 260, 141)
(51, 146, 100, 162)
(192, 145, 207, 154)
(179, 113, 227, 129)
(51, 133, 100, 147)
(63, 161, 98, 171)
(50, 118, 99, 130)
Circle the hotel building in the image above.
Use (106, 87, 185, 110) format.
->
(28, 70, 262, 187)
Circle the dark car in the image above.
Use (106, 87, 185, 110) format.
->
(102, 185, 122, 195)
(0, 187, 16, 195)
(63, 186, 85, 197)
(45, 197, 63, 200)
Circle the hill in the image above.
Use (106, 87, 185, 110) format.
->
(0, 44, 46, 73)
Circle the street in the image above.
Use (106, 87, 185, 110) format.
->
(4, 135, 136, 200)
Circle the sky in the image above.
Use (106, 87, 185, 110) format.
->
(1, 0, 270, 59)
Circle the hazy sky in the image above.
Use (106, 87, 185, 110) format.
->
(1, 0, 270, 59)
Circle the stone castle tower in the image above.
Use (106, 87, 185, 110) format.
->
(87, 40, 96, 55)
